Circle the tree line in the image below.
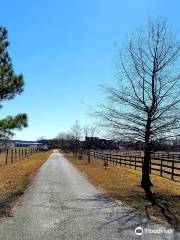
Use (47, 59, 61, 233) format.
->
(53, 120, 99, 156)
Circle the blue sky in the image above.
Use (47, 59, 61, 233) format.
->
(1, 0, 179, 140)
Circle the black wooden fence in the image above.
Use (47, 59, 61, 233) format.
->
(87, 150, 180, 181)
(0, 147, 41, 166)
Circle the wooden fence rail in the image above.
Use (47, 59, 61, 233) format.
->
(0, 147, 41, 166)
(87, 150, 180, 181)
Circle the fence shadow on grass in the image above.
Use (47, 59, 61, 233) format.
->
(110, 193, 180, 230)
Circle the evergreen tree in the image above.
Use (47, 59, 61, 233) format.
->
(0, 26, 28, 143)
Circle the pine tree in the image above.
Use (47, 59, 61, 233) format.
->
(0, 26, 28, 145)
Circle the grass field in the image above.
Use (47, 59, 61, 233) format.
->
(64, 152, 180, 229)
(0, 150, 51, 217)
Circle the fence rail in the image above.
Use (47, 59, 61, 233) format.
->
(88, 150, 180, 181)
(92, 150, 180, 160)
(0, 147, 41, 166)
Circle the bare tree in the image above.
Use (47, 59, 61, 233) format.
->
(95, 18, 180, 199)
(83, 124, 98, 138)
(56, 132, 74, 152)
(89, 125, 98, 137)
(83, 125, 90, 138)
(83, 124, 99, 151)
(70, 120, 82, 156)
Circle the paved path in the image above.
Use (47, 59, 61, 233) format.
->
(0, 150, 179, 240)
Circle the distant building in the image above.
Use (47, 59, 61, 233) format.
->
(37, 139, 53, 148)
(11, 140, 43, 147)
(85, 137, 121, 150)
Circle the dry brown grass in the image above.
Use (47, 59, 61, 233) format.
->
(0, 151, 51, 217)
(65, 153, 180, 229)
(90, 151, 180, 181)
(0, 147, 40, 166)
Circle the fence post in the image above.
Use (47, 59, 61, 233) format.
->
(15, 149, 17, 162)
(135, 156, 136, 170)
(130, 156, 132, 168)
(19, 149, 21, 161)
(88, 150, 90, 164)
(171, 156, 175, 180)
(109, 154, 112, 164)
(160, 159, 163, 176)
(11, 149, 13, 164)
(104, 154, 108, 168)
(5, 149, 8, 165)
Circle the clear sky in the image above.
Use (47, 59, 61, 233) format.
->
(1, 0, 179, 140)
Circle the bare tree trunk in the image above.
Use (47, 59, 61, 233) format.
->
(141, 122, 153, 199)
(141, 147, 153, 199)
(75, 139, 78, 157)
